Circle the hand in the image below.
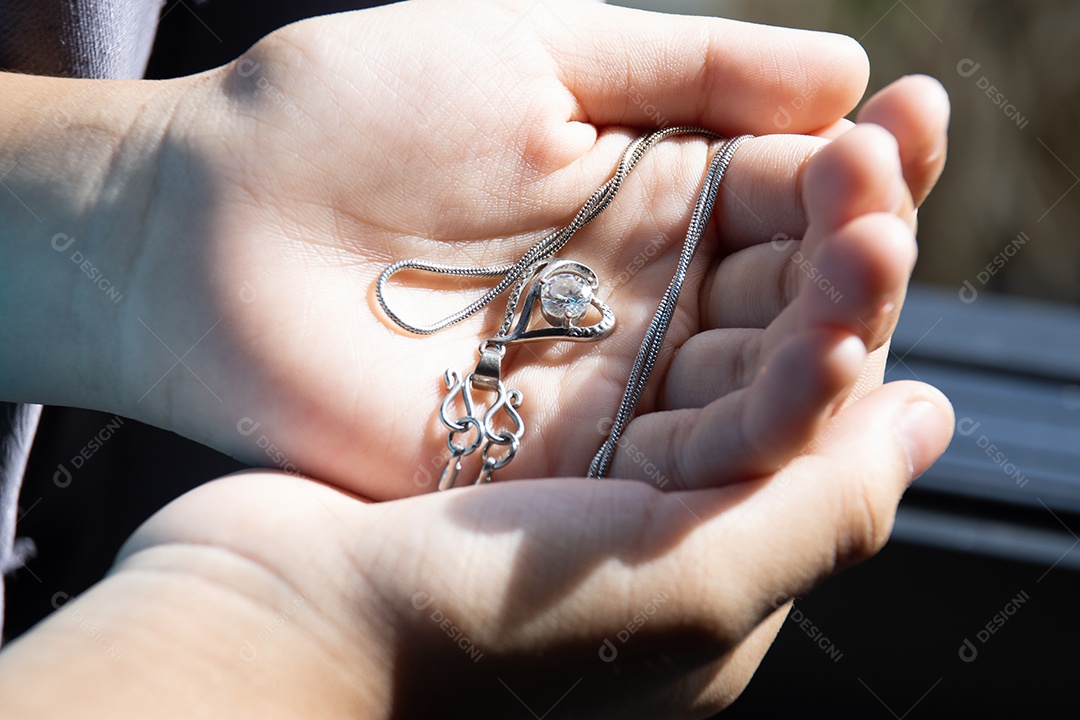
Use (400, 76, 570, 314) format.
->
(0, 380, 954, 719)
(65, 1, 946, 499)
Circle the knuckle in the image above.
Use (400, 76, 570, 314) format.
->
(733, 333, 762, 392)
(778, 243, 802, 307)
(835, 473, 898, 568)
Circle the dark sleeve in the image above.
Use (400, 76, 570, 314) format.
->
(0, 0, 164, 79)
(0, 403, 41, 643)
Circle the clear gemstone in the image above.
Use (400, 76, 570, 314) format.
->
(541, 272, 593, 324)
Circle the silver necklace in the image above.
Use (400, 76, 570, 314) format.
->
(376, 128, 751, 488)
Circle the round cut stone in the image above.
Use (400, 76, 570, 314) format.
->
(541, 272, 593, 324)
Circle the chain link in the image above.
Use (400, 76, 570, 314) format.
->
(376, 127, 726, 336)
(588, 134, 752, 478)
(376, 128, 751, 485)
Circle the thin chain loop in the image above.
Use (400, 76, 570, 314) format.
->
(376, 127, 723, 336)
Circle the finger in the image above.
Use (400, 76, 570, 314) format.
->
(715, 77, 944, 253)
(800, 124, 912, 241)
(712, 134, 826, 251)
(845, 342, 893, 412)
(813, 118, 855, 139)
(660, 327, 759, 411)
(793, 212, 916, 347)
(857, 74, 950, 207)
(561, 125, 902, 267)
(699, 240, 803, 330)
(628, 328, 865, 488)
(640, 382, 952, 647)
(670, 211, 914, 411)
(702, 124, 913, 333)
(665, 382, 954, 720)
(563, 133, 827, 259)
(708, 122, 910, 305)
(718, 380, 954, 579)
(546, 2, 868, 133)
(791, 126, 916, 353)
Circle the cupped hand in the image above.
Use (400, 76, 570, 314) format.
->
(119, 0, 949, 499)
(1, 380, 950, 719)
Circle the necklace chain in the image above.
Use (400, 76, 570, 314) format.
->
(377, 127, 729, 337)
(375, 128, 751, 482)
(588, 133, 750, 477)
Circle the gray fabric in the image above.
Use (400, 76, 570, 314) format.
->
(0, 0, 164, 643)
(0, 403, 42, 635)
(0, 0, 163, 79)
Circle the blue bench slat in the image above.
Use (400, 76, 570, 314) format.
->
(893, 284, 1080, 381)
(884, 284, 1080, 516)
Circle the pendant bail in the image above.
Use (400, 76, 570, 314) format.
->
(472, 341, 505, 393)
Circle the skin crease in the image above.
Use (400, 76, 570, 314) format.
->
(0, 1, 956, 717)
(0, 381, 953, 719)
(97, 2, 946, 501)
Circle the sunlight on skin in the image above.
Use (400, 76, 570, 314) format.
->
(0, 2, 954, 716)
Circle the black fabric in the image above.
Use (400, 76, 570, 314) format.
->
(0, 403, 40, 638)
(145, 0, 379, 80)
(7, 408, 245, 642)
(0, 0, 163, 79)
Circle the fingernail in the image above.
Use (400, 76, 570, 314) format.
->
(922, 85, 951, 165)
(872, 130, 908, 212)
(895, 400, 951, 481)
(924, 133, 948, 166)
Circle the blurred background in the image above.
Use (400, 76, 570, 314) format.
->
(7, 1, 1080, 718)
(619, 0, 1080, 303)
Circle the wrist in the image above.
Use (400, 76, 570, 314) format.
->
(0, 538, 387, 719)
(0, 71, 195, 414)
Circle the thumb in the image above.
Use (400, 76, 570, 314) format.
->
(649, 381, 954, 717)
(683, 379, 954, 636)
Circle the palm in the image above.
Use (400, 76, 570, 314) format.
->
(224, 39, 721, 490)
(115, 366, 950, 720)
(131, 1, 945, 500)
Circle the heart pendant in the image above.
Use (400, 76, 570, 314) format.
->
(494, 259, 615, 345)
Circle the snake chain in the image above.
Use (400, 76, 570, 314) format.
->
(376, 128, 751, 480)
(588, 134, 750, 477)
